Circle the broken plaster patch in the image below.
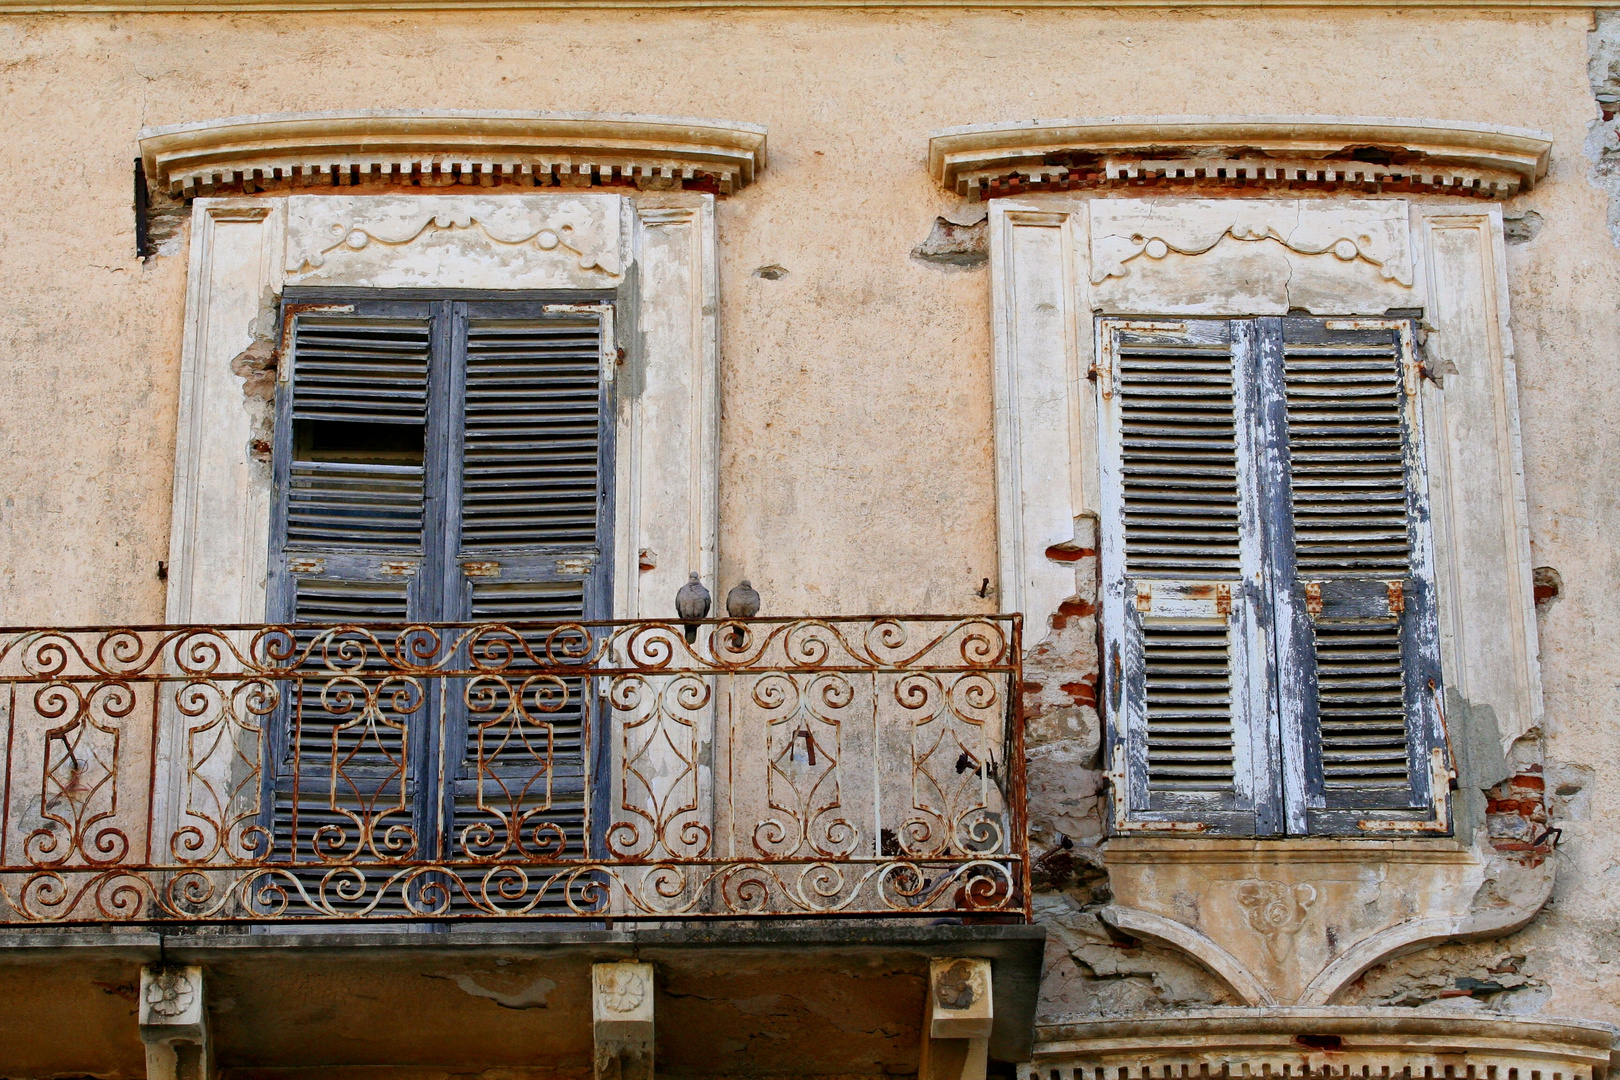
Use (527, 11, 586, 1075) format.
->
(425, 969, 558, 1009)
(1590, 13, 1620, 248)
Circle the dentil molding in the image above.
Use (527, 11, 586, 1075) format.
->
(929, 116, 1553, 199)
(139, 110, 768, 199)
(1026, 1008, 1616, 1080)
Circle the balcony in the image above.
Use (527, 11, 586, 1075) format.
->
(0, 616, 1043, 1078)
(0, 614, 1027, 924)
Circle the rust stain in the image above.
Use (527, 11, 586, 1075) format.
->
(1386, 580, 1405, 615)
(1304, 581, 1323, 617)
(1044, 542, 1096, 563)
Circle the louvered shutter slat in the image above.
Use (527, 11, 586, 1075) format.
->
(285, 318, 430, 552)
(1119, 348, 1242, 575)
(269, 312, 434, 896)
(461, 322, 603, 550)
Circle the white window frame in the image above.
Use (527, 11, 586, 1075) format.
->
(164, 191, 720, 628)
(988, 196, 1542, 830)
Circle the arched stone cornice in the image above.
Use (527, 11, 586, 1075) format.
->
(138, 110, 768, 198)
(928, 115, 1552, 199)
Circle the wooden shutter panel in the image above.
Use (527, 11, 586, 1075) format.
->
(1272, 318, 1445, 832)
(443, 311, 611, 870)
(1100, 319, 1273, 835)
(267, 310, 437, 891)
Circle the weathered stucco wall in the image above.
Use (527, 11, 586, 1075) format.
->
(0, 1, 1619, 1042)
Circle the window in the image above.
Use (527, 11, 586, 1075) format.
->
(1097, 316, 1446, 836)
(263, 292, 614, 873)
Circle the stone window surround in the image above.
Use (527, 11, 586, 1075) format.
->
(163, 188, 721, 629)
(985, 192, 1543, 759)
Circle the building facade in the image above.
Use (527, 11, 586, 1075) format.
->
(0, 3, 1618, 1079)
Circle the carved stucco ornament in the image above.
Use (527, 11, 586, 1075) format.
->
(143, 967, 196, 1018)
(283, 193, 626, 288)
(1088, 198, 1418, 315)
(596, 963, 650, 1013)
(1099, 838, 1555, 1007)
(1235, 879, 1317, 962)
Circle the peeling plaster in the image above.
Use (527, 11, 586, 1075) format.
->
(1589, 13, 1620, 248)
(424, 970, 558, 1010)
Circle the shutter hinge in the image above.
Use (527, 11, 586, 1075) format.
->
(462, 561, 501, 579)
(287, 556, 326, 576)
(1386, 579, 1406, 615)
(1304, 581, 1323, 617)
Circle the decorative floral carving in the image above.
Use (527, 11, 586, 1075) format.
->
(298, 213, 616, 276)
(597, 965, 649, 1013)
(144, 967, 196, 1018)
(1236, 879, 1317, 961)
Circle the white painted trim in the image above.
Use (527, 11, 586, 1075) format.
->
(165, 200, 284, 625)
(617, 195, 722, 619)
(1414, 205, 1544, 751)
(989, 196, 1540, 756)
(165, 191, 721, 627)
(987, 201, 1090, 623)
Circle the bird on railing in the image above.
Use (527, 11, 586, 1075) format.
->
(676, 572, 711, 644)
(725, 579, 761, 649)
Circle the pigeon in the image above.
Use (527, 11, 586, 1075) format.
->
(675, 572, 711, 644)
(725, 580, 761, 649)
(725, 579, 761, 619)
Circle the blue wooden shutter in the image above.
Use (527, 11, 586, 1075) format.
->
(1270, 318, 1446, 834)
(1098, 319, 1276, 836)
(266, 306, 440, 894)
(442, 305, 613, 869)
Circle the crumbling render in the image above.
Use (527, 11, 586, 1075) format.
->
(1589, 13, 1620, 246)
(1346, 944, 1548, 1013)
(1021, 517, 1239, 1019)
(228, 297, 282, 466)
(911, 212, 988, 269)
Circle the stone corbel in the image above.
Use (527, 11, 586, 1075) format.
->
(139, 964, 211, 1080)
(920, 958, 994, 1080)
(594, 961, 655, 1080)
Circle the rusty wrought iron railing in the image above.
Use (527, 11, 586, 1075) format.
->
(0, 616, 1025, 923)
